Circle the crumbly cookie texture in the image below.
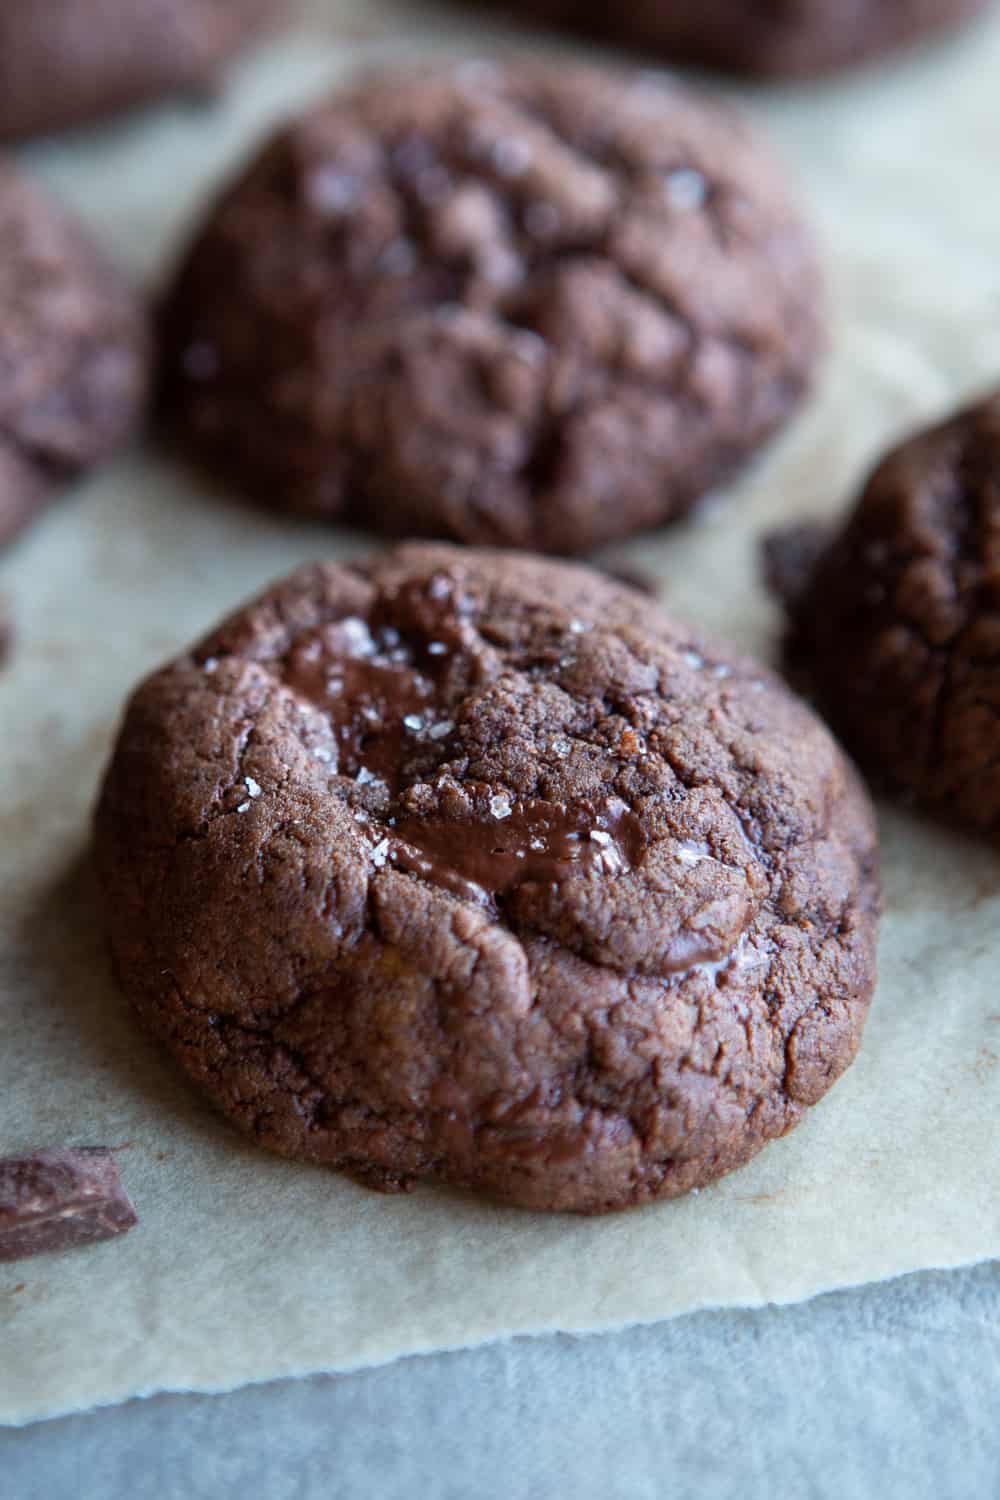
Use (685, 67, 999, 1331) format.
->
(769, 390, 1000, 833)
(0, 160, 149, 546)
(159, 61, 823, 554)
(97, 545, 879, 1214)
(0, 0, 277, 142)
(491, 0, 991, 77)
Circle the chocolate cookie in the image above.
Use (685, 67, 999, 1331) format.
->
(490, 0, 990, 77)
(0, 161, 149, 547)
(96, 544, 879, 1213)
(0, 0, 277, 142)
(768, 391, 1000, 833)
(159, 61, 823, 554)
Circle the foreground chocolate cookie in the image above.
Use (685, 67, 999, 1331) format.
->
(0, 0, 276, 141)
(0, 161, 149, 546)
(769, 391, 1000, 833)
(492, 0, 990, 77)
(160, 62, 823, 553)
(97, 545, 879, 1213)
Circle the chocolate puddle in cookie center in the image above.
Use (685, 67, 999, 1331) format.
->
(285, 615, 449, 787)
(381, 794, 646, 909)
(282, 592, 660, 917)
(283, 573, 498, 785)
(377, 799, 754, 980)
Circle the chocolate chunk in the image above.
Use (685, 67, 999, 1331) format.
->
(0, 1149, 138, 1263)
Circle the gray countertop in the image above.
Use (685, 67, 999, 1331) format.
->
(5, 1261, 998, 1499)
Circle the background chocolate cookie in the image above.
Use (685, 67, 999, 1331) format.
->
(487, 0, 991, 77)
(0, 0, 277, 142)
(97, 545, 879, 1214)
(0, 161, 149, 547)
(160, 62, 823, 554)
(768, 391, 1000, 831)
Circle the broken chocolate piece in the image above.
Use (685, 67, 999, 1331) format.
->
(0, 1148, 138, 1263)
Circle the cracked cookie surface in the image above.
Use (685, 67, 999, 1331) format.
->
(491, 0, 991, 77)
(96, 544, 879, 1213)
(159, 61, 823, 554)
(769, 390, 1000, 834)
(0, 160, 149, 546)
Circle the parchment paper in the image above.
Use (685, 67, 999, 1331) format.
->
(2, 0, 1000, 1429)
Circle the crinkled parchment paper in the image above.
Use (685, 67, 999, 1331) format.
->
(2, 0, 999, 1429)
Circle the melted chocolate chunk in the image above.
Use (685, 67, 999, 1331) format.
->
(384, 790, 646, 909)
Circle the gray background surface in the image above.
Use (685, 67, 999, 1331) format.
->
(5, 1262, 999, 1499)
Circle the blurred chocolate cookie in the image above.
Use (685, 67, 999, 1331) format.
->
(159, 60, 823, 554)
(0, 160, 148, 546)
(768, 391, 1000, 830)
(0, 0, 277, 142)
(97, 544, 879, 1213)
(493, 0, 990, 77)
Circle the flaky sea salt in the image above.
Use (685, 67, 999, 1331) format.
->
(307, 165, 361, 215)
(492, 136, 534, 177)
(664, 167, 708, 212)
(339, 616, 375, 655)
